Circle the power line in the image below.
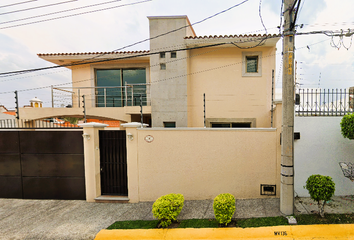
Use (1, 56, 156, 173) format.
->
(0, 0, 258, 77)
(0, 35, 281, 95)
(0, 0, 251, 80)
(0, 26, 279, 83)
(0, 0, 37, 9)
(278, 0, 284, 34)
(0, 0, 150, 30)
(258, 0, 267, 34)
(0, 0, 78, 16)
(108, 0, 251, 55)
(0, 0, 122, 26)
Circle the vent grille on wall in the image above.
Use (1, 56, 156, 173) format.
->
(260, 184, 276, 196)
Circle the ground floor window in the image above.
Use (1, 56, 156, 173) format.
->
(206, 118, 256, 128)
(211, 122, 251, 128)
(163, 122, 176, 128)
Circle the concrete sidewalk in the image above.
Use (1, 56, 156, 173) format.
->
(0, 196, 353, 240)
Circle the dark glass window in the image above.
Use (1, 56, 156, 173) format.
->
(246, 56, 258, 73)
(164, 122, 176, 128)
(96, 69, 146, 107)
(160, 52, 165, 58)
(171, 52, 177, 58)
(160, 63, 166, 70)
(211, 122, 251, 128)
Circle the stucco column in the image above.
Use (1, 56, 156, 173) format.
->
(78, 123, 108, 202)
(121, 122, 147, 203)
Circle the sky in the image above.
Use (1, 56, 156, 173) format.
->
(0, 0, 353, 109)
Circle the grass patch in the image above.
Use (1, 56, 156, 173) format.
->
(236, 216, 288, 228)
(179, 219, 219, 228)
(107, 213, 354, 229)
(107, 220, 159, 229)
(296, 213, 354, 225)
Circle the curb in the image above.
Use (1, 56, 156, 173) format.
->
(94, 224, 354, 240)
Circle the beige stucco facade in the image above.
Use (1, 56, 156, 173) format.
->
(187, 46, 276, 128)
(22, 15, 279, 129)
(19, 15, 284, 203)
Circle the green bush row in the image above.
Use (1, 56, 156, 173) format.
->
(152, 193, 236, 227)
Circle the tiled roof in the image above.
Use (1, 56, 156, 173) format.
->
(184, 34, 279, 39)
(37, 50, 150, 57)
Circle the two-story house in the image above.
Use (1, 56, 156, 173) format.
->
(20, 15, 280, 128)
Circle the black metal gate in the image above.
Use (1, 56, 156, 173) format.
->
(99, 130, 128, 196)
(0, 131, 85, 200)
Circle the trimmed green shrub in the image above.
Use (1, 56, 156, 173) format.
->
(340, 113, 354, 139)
(152, 193, 184, 227)
(213, 193, 236, 226)
(304, 174, 335, 217)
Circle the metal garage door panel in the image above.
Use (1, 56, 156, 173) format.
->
(21, 154, 84, 177)
(23, 177, 85, 200)
(0, 154, 21, 176)
(0, 132, 19, 153)
(0, 177, 22, 198)
(19, 131, 83, 154)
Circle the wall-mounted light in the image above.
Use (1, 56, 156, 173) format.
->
(82, 133, 91, 140)
(127, 132, 133, 141)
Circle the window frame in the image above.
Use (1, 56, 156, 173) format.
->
(206, 118, 256, 128)
(94, 68, 147, 107)
(160, 63, 166, 70)
(242, 51, 262, 77)
(163, 122, 176, 128)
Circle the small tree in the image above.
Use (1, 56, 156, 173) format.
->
(304, 174, 335, 217)
(340, 113, 354, 139)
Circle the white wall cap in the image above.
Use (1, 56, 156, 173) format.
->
(121, 122, 149, 128)
(30, 97, 42, 103)
(78, 122, 108, 128)
(147, 15, 188, 19)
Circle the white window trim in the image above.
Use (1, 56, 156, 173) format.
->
(242, 51, 262, 77)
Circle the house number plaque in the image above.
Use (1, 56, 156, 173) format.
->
(144, 135, 154, 143)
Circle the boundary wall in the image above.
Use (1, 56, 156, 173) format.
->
(125, 126, 280, 202)
(294, 116, 354, 196)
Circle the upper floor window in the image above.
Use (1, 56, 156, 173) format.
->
(242, 51, 262, 77)
(171, 51, 177, 58)
(246, 56, 258, 73)
(95, 68, 146, 107)
(160, 52, 165, 58)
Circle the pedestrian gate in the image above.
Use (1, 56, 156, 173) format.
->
(99, 130, 128, 196)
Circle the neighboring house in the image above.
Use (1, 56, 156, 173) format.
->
(0, 111, 16, 128)
(0, 105, 8, 113)
(19, 15, 279, 128)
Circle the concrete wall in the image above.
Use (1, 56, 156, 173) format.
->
(294, 117, 354, 196)
(126, 127, 280, 202)
(149, 16, 195, 127)
(187, 47, 276, 128)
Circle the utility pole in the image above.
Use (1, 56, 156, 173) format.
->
(281, 0, 298, 215)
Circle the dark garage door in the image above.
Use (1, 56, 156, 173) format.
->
(0, 131, 85, 200)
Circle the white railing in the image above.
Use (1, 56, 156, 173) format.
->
(51, 83, 150, 108)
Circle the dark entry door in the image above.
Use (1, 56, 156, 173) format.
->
(99, 130, 128, 196)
